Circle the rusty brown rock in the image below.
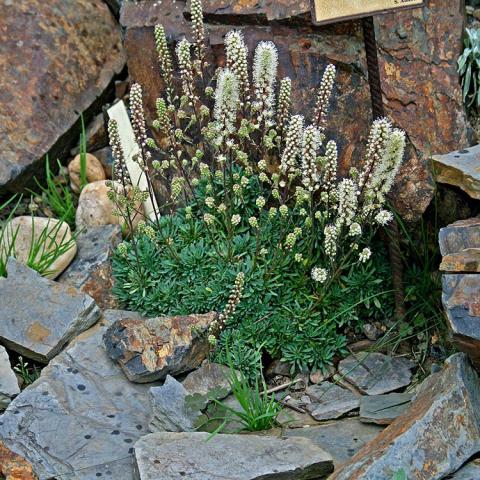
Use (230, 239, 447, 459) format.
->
(330, 353, 480, 480)
(442, 274, 480, 369)
(0, 0, 125, 193)
(104, 312, 217, 383)
(68, 153, 107, 194)
(120, 0, 469, 220)
(440, 248, 480, 273)
(0, 441, 37, 480)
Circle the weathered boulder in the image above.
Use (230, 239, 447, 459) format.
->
(439, 217, 480, 256)
(359, 392, 413, 425)
(58, 225, 122, 309)
(433, 146, 480, 200)
(0, 0, 125, 192)
(133, 432, 334, 480)
(148, 375, 203, 432)
(440, 248, 480, 273)
(0, 310, 155, 480)
(305, 382, 360, 421)
(330, 353, 480, 480)
(182, 362, 232, 399)
(0, 258, 100, 362)
(0, 441, 37, 480)
(104, 312, 217, 383)
(442, 274, 480, 369)
(284, 418, 384, 469)
(0, 346, 20, 410)
(338, 352, 414, 395)
(68, 153, 106, 194)
(76, 180, 144, 230)
(0, 216, 76, 279)
(120, 0, 469, 220)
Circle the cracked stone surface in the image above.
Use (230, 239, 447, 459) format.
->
(0, 258, 101, 363)
(148, 376, 202, 433)
(59, 225, 122, 309)
(305, 382, 360, 421)
(439, 217, 480, 256)
(181, 362, 232, 400)
(284, 418, 384, 469)
(359, 392, 413, 425)
(330, 353, 480, 480)
(0, 346, 20, 411)
(0, 310, 156, 480)
(338, 352, 415, 395)
(133, 432, 334, 480)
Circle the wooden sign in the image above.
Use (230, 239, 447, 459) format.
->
(312, 0, 424, 25)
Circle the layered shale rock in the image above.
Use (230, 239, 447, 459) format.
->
(104, 312, 217, 382)
(330, 354, 480, 480)
(0, 258, 100, 362)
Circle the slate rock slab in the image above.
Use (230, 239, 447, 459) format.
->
(338, 352, 415, 395)
(305, 382, 360, 421)
(0, 310, 156, 480)
(433, 146, 480, 200)
(133, 432, 334, 480)
(439, 217, 480, 256)
(442, 274, 480, 368)
(359, 392, 413, 425)
(440, 248, 480, 273)
(0, 258, 101, 362)
(330, 353, 480, 480)
(448, 459, 480, 479)
(284, 418, 384, 469)
(59, 225, 122, 309)
(0, 346, 20, 410)
(148, 375, 202, 433)
(104, 312, 217, 383)
(0, 0, 125, 192)
(182, 362, 232, 400)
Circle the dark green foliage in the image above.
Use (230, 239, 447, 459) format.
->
(113, 176, 394, 375)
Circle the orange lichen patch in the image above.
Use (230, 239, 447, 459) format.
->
(25, 322, 51, 343)
(0, 441, 37, 480)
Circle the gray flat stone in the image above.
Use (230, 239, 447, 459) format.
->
(284, 418, 384, 468)
(59, 225, 122, 309)
(0, 258, 101, 362)
(433, 146, 480, 199)
(305, 382, 360, 421)
(359, 392, 413, 425)
(338, 352, 415, 395)
(330, 353, 480, 480)
(182, 362, 232, 400)
(448, 459, 480, 479)
(133, 432, 334, 480)
(148, 375, 202, 433)
(439, 217, 480, 256)
(0, 310, 156, 480)
(0, 346, 20, 410)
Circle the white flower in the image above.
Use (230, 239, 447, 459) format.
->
(349, 222, 362, 236)
(359, 247, 371, 263)
(217, 203, 227, 213)
(311, 267, 328, 283)
(258, 159, 267, 171)
(214, 68, 239, 136)
(249, 216, 259, 228)
(301, 125, 321, 192)
(203, 213, 215, 225)
(205, 197, 215, 208)
(208, 334, 217, 346)
(337, 178, 357, 227)
(260, 248, 268, 256)
(375, 209, 393, 226)
(231, 214, 241, 226)
(279, 204, 289, 217)
(295, 253, 303, 262)
(256, 196, 266, 209)
(269, 207, 277, 218)
(324, 224, 338, 258)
